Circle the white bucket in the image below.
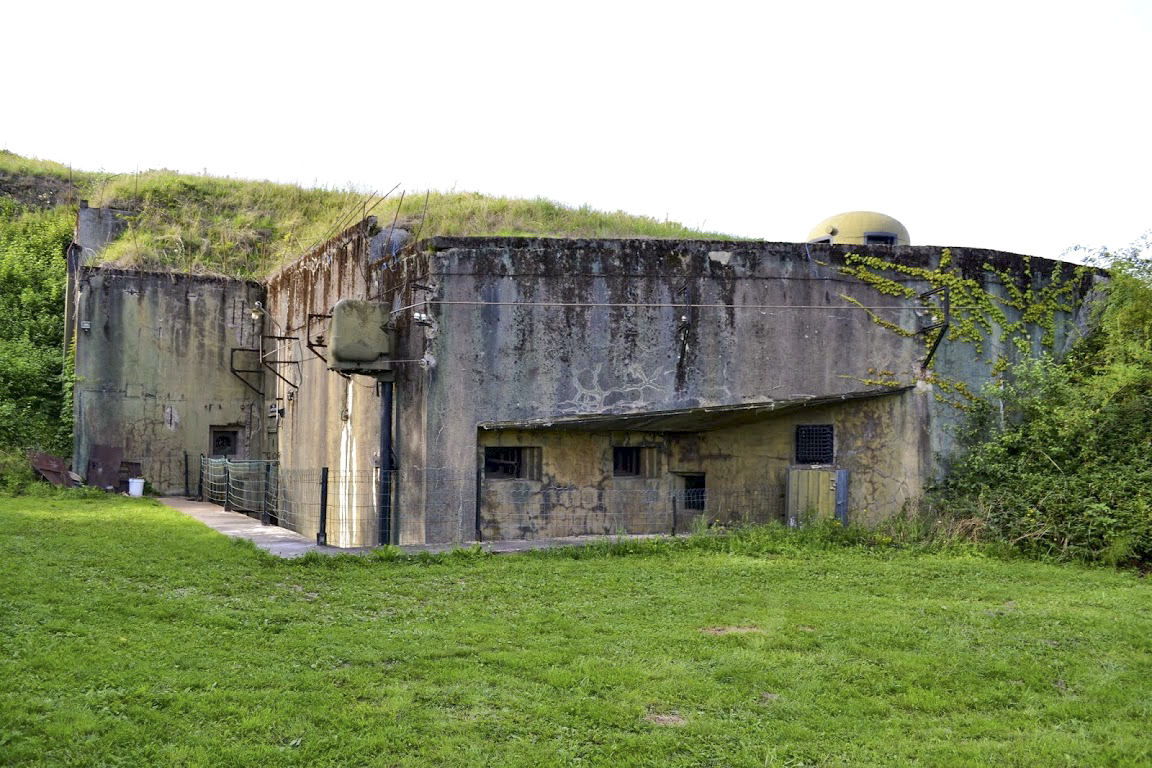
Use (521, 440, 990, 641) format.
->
(128, 478, 145, 497)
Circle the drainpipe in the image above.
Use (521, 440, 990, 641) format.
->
(379, 378, 394, 545)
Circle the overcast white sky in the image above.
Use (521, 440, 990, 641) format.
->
(4, 0, 1149, 260)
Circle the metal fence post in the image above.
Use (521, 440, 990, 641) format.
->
(223, 459, 232, 511)
(261, 461, 271, 525)
(475, 465, 484, 543)
(317, 467, 329, 546)
(378, 379, 394, 546)
(198, 454, 204, 501)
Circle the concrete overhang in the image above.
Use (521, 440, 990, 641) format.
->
(479, 386, 914, 433)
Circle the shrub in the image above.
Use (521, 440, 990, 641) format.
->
(933, 234, 1152, 567)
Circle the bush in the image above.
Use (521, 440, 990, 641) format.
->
(933, 235, 1152, 567)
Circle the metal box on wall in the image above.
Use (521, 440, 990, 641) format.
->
(328, 299, 395, 378)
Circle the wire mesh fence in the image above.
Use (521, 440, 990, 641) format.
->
(200, 458, 380, 548)
(199, 457, 786, 549)
(479, 484, 786, 540)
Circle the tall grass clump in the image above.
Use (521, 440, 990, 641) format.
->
(4, 152, 739, 278)
(88, 171, 367, 276)
(89, 178, 738, 277)
(381, 190, 734, 241)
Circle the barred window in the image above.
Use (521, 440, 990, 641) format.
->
(483, 447, 542, 480)
(614, 447, 652, 478)
(795, 425, 834, 464)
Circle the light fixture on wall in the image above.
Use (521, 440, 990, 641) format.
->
(250, 301, 266, 322)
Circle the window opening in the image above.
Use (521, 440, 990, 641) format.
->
(864, 233, 897, 245)
(210, 428, 239, 457)
(613, 446, 643, 477)
(683, 474, 706, 511)
(484, 447, 541, 480)
(795, 424, 834, 464)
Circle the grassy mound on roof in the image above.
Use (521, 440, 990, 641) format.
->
(2, 152, 736, 277)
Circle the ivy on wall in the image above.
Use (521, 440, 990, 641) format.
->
(836, 239, 1152, 567)
(831, 249, 1095, 409)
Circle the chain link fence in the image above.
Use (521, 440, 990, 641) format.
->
(479, 484, 785, 540)
(199, 457, 786, 549)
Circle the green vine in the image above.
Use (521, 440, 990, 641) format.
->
(828, 249, 1093, 412)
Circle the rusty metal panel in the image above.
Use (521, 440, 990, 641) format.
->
(87, 444, 123, 490)
(30, 453, 78, 487)
(786, 468, 848, 526)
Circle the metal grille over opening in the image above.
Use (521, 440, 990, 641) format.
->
(210, 428, 239, 457)
(484, 447, 541, 480)
(795, 424, 834, 464)
(613, 447, 642, 477)
(683, 474, 706, 510)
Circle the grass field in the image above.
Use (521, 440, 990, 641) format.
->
(1, 496, 1150, 767)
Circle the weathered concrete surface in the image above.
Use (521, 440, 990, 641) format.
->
(73, 203, 131, 264)
(72, 268, 265, 493)
(64, 205, 134, 362)
(239, 227, 1097, 546)
(261, 220, 386, 545)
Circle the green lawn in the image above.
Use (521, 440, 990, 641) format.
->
(1, 497, 1150, 767)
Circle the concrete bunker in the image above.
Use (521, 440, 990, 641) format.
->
(69, 211, 1096, 548)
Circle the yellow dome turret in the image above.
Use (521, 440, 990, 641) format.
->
(806, 211, 910, 246)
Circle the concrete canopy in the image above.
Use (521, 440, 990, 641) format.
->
(478, 387, 914, 433)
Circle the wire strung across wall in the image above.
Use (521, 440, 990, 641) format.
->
(390, 299, 954, 314)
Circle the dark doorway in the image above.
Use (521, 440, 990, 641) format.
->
(683, 474, 706, 511)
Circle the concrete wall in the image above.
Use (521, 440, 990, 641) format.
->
(72, 268, 265, 493)
(70, 219, 1093, 544)
(396, 237, 1092, 542)
(473, 386, 929, 539)
(252, 227, 1096, 545)
(262, 219, 403, 545)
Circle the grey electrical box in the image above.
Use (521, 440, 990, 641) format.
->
(328, 299, 396, 379)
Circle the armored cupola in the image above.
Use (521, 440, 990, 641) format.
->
(806, 211, 910, 246)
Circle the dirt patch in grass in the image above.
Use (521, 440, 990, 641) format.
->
(700, 626, 762, 635)
(644, 712, 687, 726)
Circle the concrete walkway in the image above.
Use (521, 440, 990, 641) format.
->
(160, 497, 670, 559)
(158, 497, 337, 558)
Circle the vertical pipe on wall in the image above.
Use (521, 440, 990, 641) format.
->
(379, 379, 394, 546)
